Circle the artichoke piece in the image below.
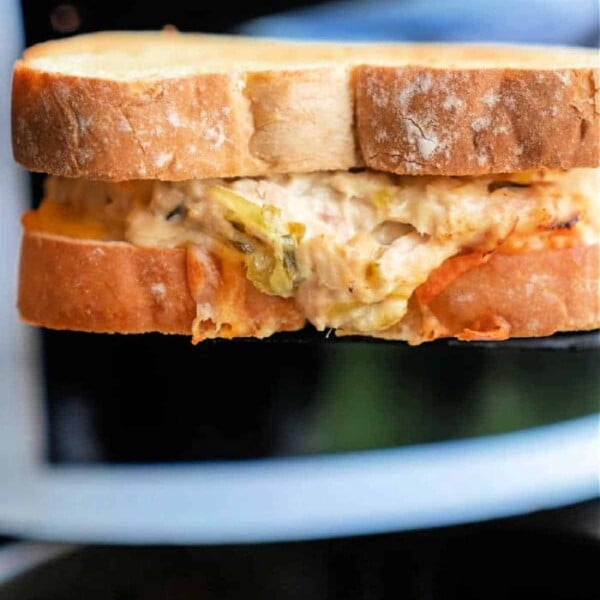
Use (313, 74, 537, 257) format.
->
(207, 186, 304, 297)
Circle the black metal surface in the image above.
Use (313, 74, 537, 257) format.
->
(239, 327, 600, 351)
(446, 330, 600, 351)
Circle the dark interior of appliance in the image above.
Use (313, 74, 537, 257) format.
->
(42, 330, 599, 463)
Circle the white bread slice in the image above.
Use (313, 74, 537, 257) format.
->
(18, 230, 600, 343)
(12, 32, 599, 180)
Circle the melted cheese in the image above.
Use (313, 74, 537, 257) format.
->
(26, 168, 599, 336)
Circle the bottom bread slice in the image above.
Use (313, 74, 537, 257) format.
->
(18, 231, 599, 343)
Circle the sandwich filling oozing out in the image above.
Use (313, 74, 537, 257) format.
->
(24, 168, 599, 342)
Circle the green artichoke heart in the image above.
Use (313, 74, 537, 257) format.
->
(207, 186, 304, 297)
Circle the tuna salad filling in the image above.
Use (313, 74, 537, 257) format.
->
(24, 167, 599, 337)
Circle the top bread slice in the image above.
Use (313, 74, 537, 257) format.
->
(12, 31, 599, 180)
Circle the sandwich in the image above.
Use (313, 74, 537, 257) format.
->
(12, 32, 599, 344)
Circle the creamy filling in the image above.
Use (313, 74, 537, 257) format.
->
(26, 168, 599, 336)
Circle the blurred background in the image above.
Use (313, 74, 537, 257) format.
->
(0, 0, 598, 598)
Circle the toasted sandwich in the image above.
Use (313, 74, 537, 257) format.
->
(12, 32, 600, 343)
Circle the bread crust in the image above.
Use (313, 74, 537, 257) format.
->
(18, 231, 304, 337)
(18, 231, 599, 341)
(18, 232, 197, 334)
(409, 246, 600, 342)
(357, 66, 599, 176)
(12, 67, 358, 181)
(12, 34, 599, 180)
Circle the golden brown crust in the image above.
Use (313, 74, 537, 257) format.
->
(18, 232, 197, 334)
(357, 67, 600, 176)
(11, 66, 357, 181)
(18, 231, 305, 337)
(12, 33, 599, 180)
(18, 231, 599, 341)
(406, 246, 600, 342)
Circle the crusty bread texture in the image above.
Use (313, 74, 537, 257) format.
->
(18, 231, 600, 343)
(12, 32, 599, 180)
(18, 231, 304, 341)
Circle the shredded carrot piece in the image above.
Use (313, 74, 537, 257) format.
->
(457, 316, 511, 341)
(415, 251, 491, 305)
